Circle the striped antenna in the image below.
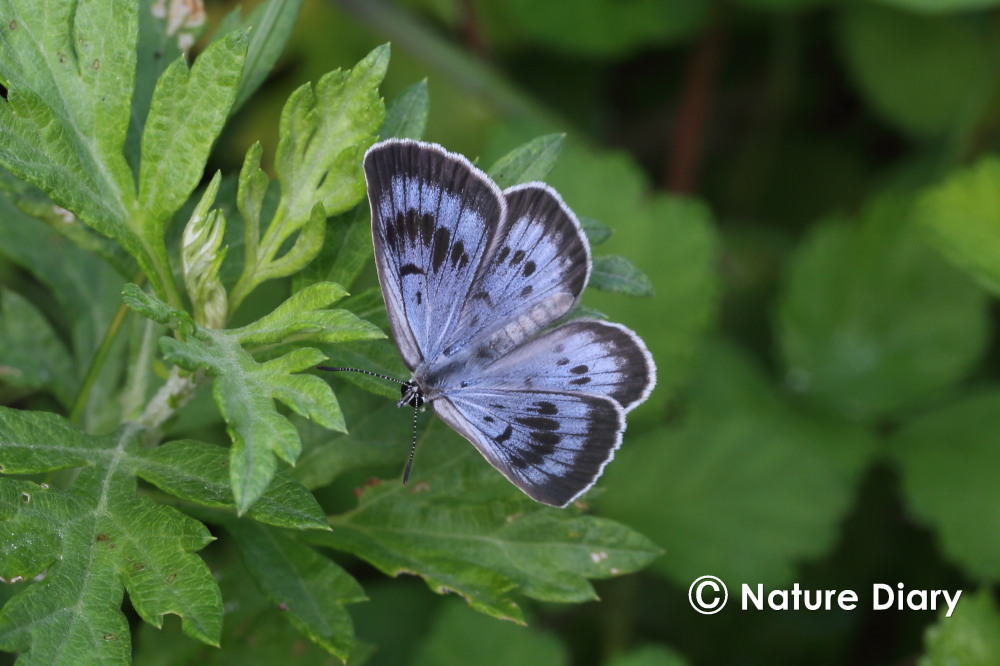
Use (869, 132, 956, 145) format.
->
(316, 366, 422, 486)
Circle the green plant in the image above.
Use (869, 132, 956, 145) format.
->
(0, 1, 662, 663)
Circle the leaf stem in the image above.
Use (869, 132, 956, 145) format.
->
(69, 291, 134, 426)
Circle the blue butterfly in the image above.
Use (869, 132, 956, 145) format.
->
(327, 139, 655, 507)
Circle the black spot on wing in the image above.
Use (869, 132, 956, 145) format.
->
(516, 416, 559, 431)
(450, 240, 469, 270)
(431, 226, 450, 272)
(532, 401, 558, 415)
(416, 290, 423, 305)
(520, 286, 533, 297)
(570, 377, 592, 386)
(523, 260, 536, 277)
(400, 264, 424, 276)
(570, 365, 588, 375)
(496, 246, 510, 264)
(556, 357, 569, 366)
(511, 249, 526, 265)
(495, 425, 513, 444)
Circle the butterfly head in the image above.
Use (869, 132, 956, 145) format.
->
(398, 381, 425, 409)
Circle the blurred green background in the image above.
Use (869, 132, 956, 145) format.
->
(9, 0, 1000, 663)
(213, 0, 1000, 663)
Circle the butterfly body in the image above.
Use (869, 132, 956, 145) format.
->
(364, 140, 655, 507)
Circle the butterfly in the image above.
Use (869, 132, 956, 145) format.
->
(324, 139, 655, 508)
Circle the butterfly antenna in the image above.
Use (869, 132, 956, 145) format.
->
(315, 366, 407, 385)
(402, 403, 419, 485)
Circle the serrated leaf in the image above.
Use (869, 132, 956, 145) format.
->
(488, 134, 565, 189)
(916, 157, 1000, 295)
(589, 254, 654, 297)
(127, 0, 207, 168)
(274, 43, 388, 221)
(0, 0, 136, 237)
(413, 600, 569, 666)
(0, 408, 222, 661)
(232, 281, 383, 347)
(381, 80, 430, 140)
(599, 340, 876, 587)
(124, 285, 377, 512)
(130, 440, 329, 531)
(307, 421, 660, 623)
(776, 196, 990, 421)
(135, 548, 356, 665)
(139, 30, 248, 239)
(233, 45, 389, 307)
(0, 289, 76, 406)
(889, 390, 1000, 580)
(920, 590, 1000, 666)
(225, 521, 365, 660)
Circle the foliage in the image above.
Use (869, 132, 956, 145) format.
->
(0, 1, 662, 664)
(5, 0, 1000, 664)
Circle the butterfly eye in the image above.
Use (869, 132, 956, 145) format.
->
(399, 382, 424, 409)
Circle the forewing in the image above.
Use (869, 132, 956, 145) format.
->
(479, 319, 656, 412)
(364, 140, 504, 368)
(443, 183, 591, 361)
(434, 389, 624, 507)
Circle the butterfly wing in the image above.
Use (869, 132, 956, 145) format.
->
(479, 319, 656, 412)
(364, 140, 505, 369)
(443, 183, 591, 361)
(433, 389, 624, 507)
(431, 319, 656, 506)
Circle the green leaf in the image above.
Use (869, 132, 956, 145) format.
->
(499, 0, 708, 55)
(231, 281, 383, 347)
(580, 216, 612, 246)
(308, 420, 661, 624)
(776, 196, 990, 421)
(122, 283, 196, 337)
(138, 30, 248, 243)
(838, 3, 993, 138)
(0, 289, 76, 406)
(232, 0, 305, 111)
(130, 440, 329, 531)
(125, 285, 379, 513)
(606, 644, 690, 666)
(599, 340, 876, 587)
(134, 549, 356, 665)
(293, 206, 375, 293)
(413, 600, 568, 666)
(0, 408, 222, 660)
(487, 134, 565, 189)
(128, 0, 208, 167)
(589, 255, 654, 297)
(871, 0, 1000, 12)
(889, 390, 1000, 580)
(232, 44, 389, 308)
(274, 44, 387, 219)
(0, 0, 137, 241)
(920, 590, 1000, 666)
(225, 521, 365, 660)
(916, 157, 1000, 295)
(381, 80, 430, 140)
(292, 389, 411, 491)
